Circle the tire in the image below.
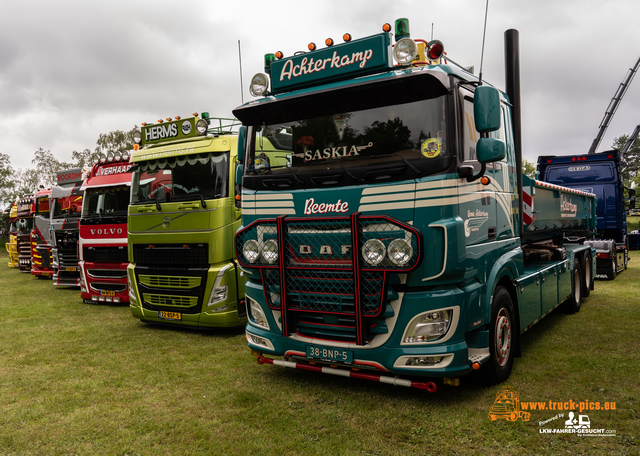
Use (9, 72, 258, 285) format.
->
(608, 259, 617, 280)
(480, 287, 515, 385)
(582, 253, 592, 298)
(564, 261, 582, 313)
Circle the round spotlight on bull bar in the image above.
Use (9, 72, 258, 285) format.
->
(387, 238, 413, 267)
(114, 151, 122, 161)
(362, 239, 386, 266)
(393, 37, 418, 65)
(107, 153, 114, 163)
(99, 155, 107, 164)
(122, 151, 129, 161)
(261, 239, 278, 264)
(243, 239, 261, 264)
(249, 73, 270, 97)
(132, 129, 142, 144)
(93, 156, 100, 165)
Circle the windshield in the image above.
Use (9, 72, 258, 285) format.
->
(244, 95, 449, 189)
(35, 197, 50, 217)
(53, 196, 82, 218)
(17, 218, 33, 234)
(131, 152, 229, 204)
(83, 185, 130, 218)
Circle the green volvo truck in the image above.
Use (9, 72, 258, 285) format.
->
(233, 20, 596, 391)
(128, 114, 247, 328)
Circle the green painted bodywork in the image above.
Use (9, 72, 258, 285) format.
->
(128, 130, 246, 328)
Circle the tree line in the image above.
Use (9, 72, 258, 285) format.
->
(0, 128, 136, 212)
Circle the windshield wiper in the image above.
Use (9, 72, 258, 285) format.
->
(324, 158, 358, 181)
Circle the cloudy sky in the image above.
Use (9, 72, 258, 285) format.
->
(1, 0, 639, 170)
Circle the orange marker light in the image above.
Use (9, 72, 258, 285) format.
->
(157, 119, 163, 123)
(472, 362, 481, 371)
(325, 38, 334, 46)
(166, 118, 171, 122)
(481, 176, 491, 186)
(275, 51, 284, 59)
(308, 42, 316, 51)
(133, 144, 139, 151)
(343, 33, 352, 42)
(193, 112, 198, 117)
(175, 116, 181, 120)
(141, 122, 147, 126)
(235, 195, 241, 201)
(382, 23, 391, 32)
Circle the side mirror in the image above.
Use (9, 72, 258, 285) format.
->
(630, 195, 636, 210)
(235, 163, 244, 187)
(237, 126, 247, 162)
(477, 138, 506, 163)
(474, 86, 501, 133)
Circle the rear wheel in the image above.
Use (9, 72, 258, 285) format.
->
(608, 258, 617, 280)
(582, 253, 592, 298)
(564, 261, 582, 313)
(480, 287, 515, 385)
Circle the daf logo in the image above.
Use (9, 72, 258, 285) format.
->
(300, 245, 312, 254)
(162, 217, 171, 229)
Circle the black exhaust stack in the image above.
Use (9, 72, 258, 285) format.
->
(505, 29, 523, 238)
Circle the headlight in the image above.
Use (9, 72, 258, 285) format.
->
(393, 37, 418, 65)
(362, 239, 385, 266)
(248, 298, 269, 329)
(132, 130, 142, 144)
(196, 119, 208, 135)
(261, 239, 278, 264)
(249, 73, 269, 97)
(404, 310, 452, 343)
(388, 238, 413, 266)
(243, 240, 261, 263)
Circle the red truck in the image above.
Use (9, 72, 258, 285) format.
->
(78, 152, 132, 303)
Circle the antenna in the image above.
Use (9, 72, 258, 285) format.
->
(238, 40, 244, 105)
(478, 0, 490, 85)
(431, 23, 434, 41)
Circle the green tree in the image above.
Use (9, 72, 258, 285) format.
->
(522, 159, 536, 179)
(612, 132, 640, 188)
(95, 128, 137, 156)
(0, 153, 15, 210)
(31, 148, 74, 188)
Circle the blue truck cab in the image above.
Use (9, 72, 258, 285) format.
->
(537, 150, 633, 279)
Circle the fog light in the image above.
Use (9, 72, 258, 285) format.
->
(249, 334, 269, 347)
(405, 356, 443, 366)
(113, 297, 120, 303)
(262, 239, 278, 264)
(92, 295, 98, 302)
(393, 37, 418, 64)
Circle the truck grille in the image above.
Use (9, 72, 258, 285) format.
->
(133, 243, 208, 267)
(237, 214, 421, 345)
(134, 266, 208, 314)
(84, 246, 128, 263)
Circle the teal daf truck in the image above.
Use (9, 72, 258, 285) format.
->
(232, 20, 596, 391)
(128, 114, 247, 328)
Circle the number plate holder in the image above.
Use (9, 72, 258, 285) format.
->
(159, 311, 182, 321)
(305, 344, 353, 363)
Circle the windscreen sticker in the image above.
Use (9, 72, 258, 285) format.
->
(421, 138, 441, 158)
(333, 114, 349, 140)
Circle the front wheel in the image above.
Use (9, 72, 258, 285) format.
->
(480, 286, 515, 385)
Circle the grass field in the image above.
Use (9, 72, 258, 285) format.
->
(0, 247, 638, 455)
